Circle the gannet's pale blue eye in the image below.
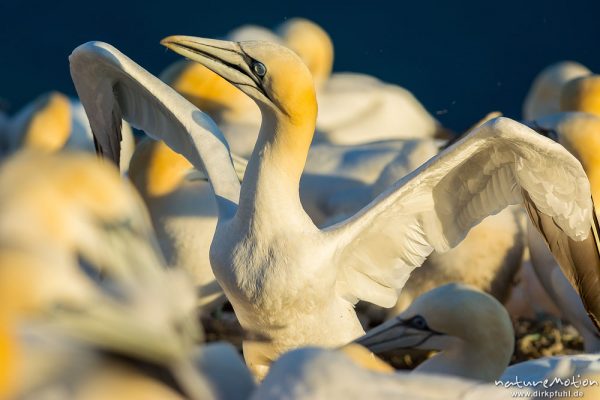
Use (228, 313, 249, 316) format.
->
(253, 61, 267, 77)
(409, 315, 428, 330)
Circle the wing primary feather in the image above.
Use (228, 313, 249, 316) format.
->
(523, 190, 600, 332)
(108, 84, 123, 165)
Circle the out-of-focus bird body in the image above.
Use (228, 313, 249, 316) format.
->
(129, 139, 224, 309)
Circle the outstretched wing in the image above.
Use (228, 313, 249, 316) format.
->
(325, 117, 592, 308)
(69, 41, 240, 214)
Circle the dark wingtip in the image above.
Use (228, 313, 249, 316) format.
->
(523, 190, 600, 333)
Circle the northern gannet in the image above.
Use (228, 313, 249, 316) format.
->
(0, 152, 198, 357)
(161, 38, 512, 309)
(0, 151, 254, 400)
(356, 283, 514, 382)
(123, 41, 445, 313)
(523, 61, 591, 120)
(355, 283, 600, 397)
(0, 151, 200, 398)
(71, 38, 594, 378)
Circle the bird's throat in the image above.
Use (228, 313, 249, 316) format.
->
(237, 110, 315, 223)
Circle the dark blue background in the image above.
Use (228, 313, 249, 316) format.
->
(1, 0, 599, 131)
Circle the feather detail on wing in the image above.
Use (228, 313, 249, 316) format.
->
(325, 117, 592, 308)
(69, 41, 240, 213)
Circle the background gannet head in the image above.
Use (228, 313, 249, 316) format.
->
(356, 283, 514, 381)
(561, 75, 600, 116)
(529, 112, 600, 210)
(129, 138, 195, 198)
(523, 61, 591, 120)
(276, 18, 334, 89)
(161, 60, 257, 121)
(161, 36, 317, 127)
(9, 91, 72, 152)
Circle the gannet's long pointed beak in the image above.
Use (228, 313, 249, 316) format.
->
(354, 317, 439, 354)
(161, 36, 271, 106)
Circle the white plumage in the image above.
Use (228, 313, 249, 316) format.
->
(70, 39, 593, 378)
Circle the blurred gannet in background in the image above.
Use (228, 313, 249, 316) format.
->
(128, 138, 226, 310)
(0, 91, 135, 171)
(0, 151, 255, 400)
(561, 74, 600, 115)
(70, 37, 595, 379)
(254, 345, 521, 399)
(523, 61, 591, 120)
(3, 92, 81, 154)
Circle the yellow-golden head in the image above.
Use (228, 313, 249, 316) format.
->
(16, 92, 72, 152)
(161, 60, 256, 120)
(128, 138, 194, 198)
(561, 75, 600, 117)
(160, 36, 317, 128)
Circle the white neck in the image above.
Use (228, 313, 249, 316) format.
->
(235, 107, 314, 227)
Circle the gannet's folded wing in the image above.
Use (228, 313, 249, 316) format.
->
(325, 117, 592, 308)
(69, 41, 240, 209)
